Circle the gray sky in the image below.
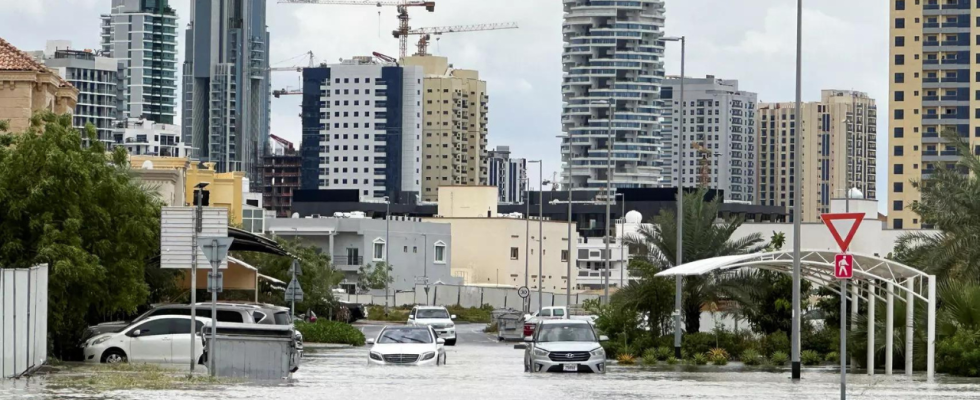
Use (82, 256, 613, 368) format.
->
(0, 0, 888, 212)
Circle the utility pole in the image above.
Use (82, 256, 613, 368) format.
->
(603, 99, 614, 305)
(618, 193, 625, 288)
(567, 181, 573, 306)
(384, 196, 390, 315)
(524, 177, 530, 312)
(190, 182, 208, 372)
(663, 35, 685, 360)
(791, 0, 804, 381)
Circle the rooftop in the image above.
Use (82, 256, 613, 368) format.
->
(0, 37, 72, 88)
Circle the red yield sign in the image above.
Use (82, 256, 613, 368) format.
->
(834, 254, 853, 279)
(820, 213, 865, 253)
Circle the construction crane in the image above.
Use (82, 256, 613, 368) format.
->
(270, 134, 296, 153)
(272, 87, 302, 98)
(398, 22, 519, 57)
(269, 50, 318, 73)
(278, 0, 436, 59)
(691, 142, 719, 188)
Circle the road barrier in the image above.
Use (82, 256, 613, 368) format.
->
(1, 264, 48, 379)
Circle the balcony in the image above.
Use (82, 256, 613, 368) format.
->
(333, 255, 364, 266)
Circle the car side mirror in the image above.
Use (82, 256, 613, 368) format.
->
(599, 335, 609, 342)
(437, 338, 446, 345)
(450, 315, 457, 320)
(523, 336, 534, 343)
(408, 315, 414, 319)
(129, 329, 142, 337)
(366, 338, 375, 345)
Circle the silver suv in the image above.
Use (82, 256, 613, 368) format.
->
(523, 320, 608, 373)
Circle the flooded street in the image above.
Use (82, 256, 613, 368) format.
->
(3, 323, 980, 399)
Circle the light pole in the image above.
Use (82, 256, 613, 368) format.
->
(523, 176, 530, 312)
(590, 98, 615, 305)
(384, 196, 390, 315)
(616, 193, 625, 288)
(190, 181, 208, 372)
(528, 160, 543, 309)
(663, 35, 686, 359)
(566, 180, 573, 306)
(791, 0, 803, 381)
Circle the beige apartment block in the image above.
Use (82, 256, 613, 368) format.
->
(887, 0, 971, 229)
(428, 186, 579, 292)
(403, 56, 489, 202)
(757, 90, 877, 222)
(0, 38, 77, 133)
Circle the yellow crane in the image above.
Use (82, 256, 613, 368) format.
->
(691, 141, 717, 188)
(399, 22, 519, 57)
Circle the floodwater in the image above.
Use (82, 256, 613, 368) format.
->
(3, 323, 980, 399)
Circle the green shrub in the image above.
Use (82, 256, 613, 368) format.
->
(366, 306, 409, 322)
(655, 346, 673, 361)
(762, 331, 790, 357)
(711, 355, 728, 365)
(770, 351, 789, 365)
(825, 351, 840, 363)
(714, 329, 759, 358)
(641, 353, 659, 366)
(617, 353, 637, 365)
(802, 326, 839, 355)
(665, 356, 679, 365)
(447, 304, 493, 323)
(801, 350, 822, 366)
(682, 332, 716, 358)
(692, 353, 708, 365)
(601, 340, 621, 359)
(937, 329, 980, 377)
(295, 321, 366, 346)
(741, 349, 763, 366)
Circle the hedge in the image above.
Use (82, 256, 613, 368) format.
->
(295, 321, 366, 346)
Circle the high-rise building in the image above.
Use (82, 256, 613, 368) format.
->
(299, 56, 423, 201)
(487, 146, 527, 204)
(661, 76, 758, 203)
(888, 0, 970, 229)
(182, 0, 270, 187)
(263, 149, 301, 218)
(100, 0, 179, 125)
(118, 117, 190, 157)
(757, 90, 877, 222)
(402, 56, 489, 201)
(560, 0, 666, 192)
(32, 41, 119, 145)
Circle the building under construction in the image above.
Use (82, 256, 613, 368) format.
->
(263, 135, 302, 218)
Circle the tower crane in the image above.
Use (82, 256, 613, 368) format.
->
(270, 134, 296, 153)
(269, 50, 319, 73)
(691, 142, 719, 189)
(278, 0, 436, 59)
(398, 22, 519, 57)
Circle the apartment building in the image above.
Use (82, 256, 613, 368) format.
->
(487, 146, 527, 204)
(100, 0, 179, 125)
(118, 117, 189, 157)
(402, 56, 488, 201)
(757, 90, 877, 222)
(33, 41, 118, 145)
(661, 76, 758, 203)
(888, 0, 973, 229)
(560, 0, 667, 191)
(299, 56, 423, 201)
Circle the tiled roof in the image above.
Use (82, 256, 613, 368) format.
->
(0, 37, 47, 72)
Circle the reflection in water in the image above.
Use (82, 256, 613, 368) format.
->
(3, 325, 979, 400)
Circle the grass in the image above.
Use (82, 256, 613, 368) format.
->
(295, 320, 366, 346)
(51, 363, 233, 391)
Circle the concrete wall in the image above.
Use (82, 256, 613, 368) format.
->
(437, 186, 498, 218)
(1, 264, 48, 379)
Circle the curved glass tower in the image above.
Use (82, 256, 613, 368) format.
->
(561, 0, 666, 192)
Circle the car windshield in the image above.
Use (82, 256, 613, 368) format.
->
(537, 324, 597, 342)
(416, 309, 449, 319)
(378, 328, 433, 344)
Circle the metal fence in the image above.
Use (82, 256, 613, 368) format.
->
(1, 264, 48, 379)
(338, 284, 601, 310)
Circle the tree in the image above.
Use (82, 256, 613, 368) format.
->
(626, 188, 765, 333)
(0, 113, 162, 357)
(233, 237, 342, 317)
(714, 269, 810, 335)
(615, 259, 676, 338)
(767, 231, 786, 252)
(896, 128, 980, 280)
(357, 262, 393, 292)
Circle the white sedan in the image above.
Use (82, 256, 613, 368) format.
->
(367, 326, 447, 366)
(82, 315, 210, 364)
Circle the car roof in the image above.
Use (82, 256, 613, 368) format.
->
(139, 315, 212, 323)
(540, 319, 590, 325)
(414, 306, 448, 310)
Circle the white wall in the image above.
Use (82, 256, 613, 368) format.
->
(1, 264, 48, 379)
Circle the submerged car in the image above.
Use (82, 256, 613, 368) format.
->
(408, 306, 457, 346)
(82, 315, 211, 364)
(523, 320, 608, 373)
(367, 326, 447, 366)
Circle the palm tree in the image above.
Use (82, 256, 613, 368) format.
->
(626, 189, 765, 333)
(896, 128, 980, 279)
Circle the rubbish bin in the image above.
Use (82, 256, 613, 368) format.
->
(203, 323, 300, 380)
(496, 311, 525, 342)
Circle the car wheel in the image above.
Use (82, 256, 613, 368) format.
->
(101, 349, 127, 364)
(446, 339, 456, 346)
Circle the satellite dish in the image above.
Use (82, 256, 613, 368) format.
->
(141, 160, 154, 170)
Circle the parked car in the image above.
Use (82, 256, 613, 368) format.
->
(82, 315, 211, 364)
(522, 306, 598, 337)
(339, 301, 366, 323)
(367, 326, 447, 366)
(407, 306, 457, 346)
(523, 320, 608, 373)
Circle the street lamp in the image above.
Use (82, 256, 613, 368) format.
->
(615, 193, 625, 288)
(189, 181, 209, 372)
(566, 180, 573, 307)
(590, 98, 615, 305)
(384, 195, 391, 315)
(791, 0, 803, 381)
(662, 34, 686, 359)
(528, 160, 543, 309)
(523, 176, 530, 313)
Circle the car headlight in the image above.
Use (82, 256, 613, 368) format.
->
(532, 348, 550, 357)
(420, 351, 436, 361)
(369, 352, 383, 361)
(91, 336, 111, 346)
(590, 347, 606, 359)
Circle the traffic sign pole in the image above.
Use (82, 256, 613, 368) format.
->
(841, 278, 847, 400)
(821, 213, 864, 400)
(199, 236, 233, 377)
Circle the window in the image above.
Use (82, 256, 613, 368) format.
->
(893, 200, 904, 211)
(896, 18, 905, 28)
(561, 250, 569, 262)
(895, 36, 905, 47)
(128, 318, 173, 336)
(434, 241, 446, 263)
(895, 54, 905, 65)
(896, 0, 905, 10)
(895, 91, 904, 101)
(894, 109, 904, 120)
(894, 219, 904, 229)
(373, 238, 386, 261)
(894, 182, 904, 193)
(895, 73, 904, 83)
(510, 247, 519, 260)
(894, 127, 904, 138)
(894, 164, 904, 174)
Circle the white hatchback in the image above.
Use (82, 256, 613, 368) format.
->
(82, 315, 210, 364)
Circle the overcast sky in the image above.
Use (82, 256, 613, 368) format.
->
(0, 0, 888, 212)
